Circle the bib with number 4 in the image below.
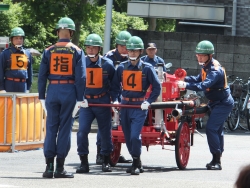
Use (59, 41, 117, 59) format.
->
(122, 70, 142, 91)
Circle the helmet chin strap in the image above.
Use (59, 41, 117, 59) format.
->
(15, 45, 22, 50)
(120, 54, 128, 57)
(199, 55, 211, 66)
(87, 53, 99, 58)
(203, 55, 212, 66)
(129, 55, 141, 61)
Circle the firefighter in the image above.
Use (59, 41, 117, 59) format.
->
(95, 30, 132, 164)
(0, 27, 33, 93)
(76, 34, 115, 173)
(141, 42, 166, 72)
(177, 40, 234, 170)
(111, 36, 161, 175)
(38, 17, 86, 178)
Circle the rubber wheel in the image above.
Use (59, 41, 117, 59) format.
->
(247, 109, 250, 130)
(109, 142, 121, 167)
(227, 99, 239, 131)
(175, 121, 190, 170)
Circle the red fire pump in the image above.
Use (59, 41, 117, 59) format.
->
(89, 65, 208, 170)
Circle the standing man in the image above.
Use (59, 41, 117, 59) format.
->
(0, 27, 32, 93)
(141, 42, 166, 72)
(177, 40, 234, 170)
(76, 34, 115, 173)
(112, 36, 161, 175)
(95, 30, 132, 164)
(38, 17, 86, 178)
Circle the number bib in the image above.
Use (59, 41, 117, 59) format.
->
(86, 68, 103, 88)
(123, 70, 142, 91)
(50, 53, 73, 75)
(11, 54, 28, 70)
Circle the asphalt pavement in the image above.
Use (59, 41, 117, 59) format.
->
(0, 122, 250, 188)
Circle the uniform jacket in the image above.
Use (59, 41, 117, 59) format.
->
(141, 55, 166, 72)
(111, 60, 161, 104)
(38, 38, 86, 101)
(184, 58, 232, 102)
(0, 45, 33, 90)
(84, 55, 115, 98)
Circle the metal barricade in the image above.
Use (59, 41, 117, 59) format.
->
(0, 93, 46, 152)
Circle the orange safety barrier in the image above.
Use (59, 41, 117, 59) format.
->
(0, 93, 46, 152)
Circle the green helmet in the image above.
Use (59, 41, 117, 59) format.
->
(115, 31, 132, 45)
(10, 27, 25, 38)
(84, 34, 103, 47)
(126, 36, 144, 50)
(195, 40, 214, 54)
(55, 17, 75, 31)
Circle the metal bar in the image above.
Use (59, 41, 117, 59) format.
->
(232, 0, 237, 36)
(33, 97, 36, 142)
(26, 98, 28, 142)
(89, 103, 141, 108)
(88, 100, 196, 109)
(4, 97, 7, 144)
(19, 98, 22, 143)
(103, 0, 113, 54)
(178, 21, 232, 28)
(11, 94, 16, 153)
(39, 98, 43, 141)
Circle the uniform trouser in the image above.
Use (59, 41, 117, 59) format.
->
(5, 79, 27, 92)
(120, 108, 148, 157)
(43, 84, 76, 159)
(96, 130, 101, 147)
(77, 99, 112, 155)
(206, 102, 233, 154)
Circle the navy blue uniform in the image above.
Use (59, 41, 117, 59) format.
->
(38, 39, 86, 159)
(184, 58, 234, 155)
(141, 55, 166, 72)
(111, 60, 161, 157)
(0, 46, 33, 92)
(95, 49, 128, 147)
(77, 56, 115, 156)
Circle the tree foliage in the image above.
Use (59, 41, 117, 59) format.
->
(0, 0, 174, 70)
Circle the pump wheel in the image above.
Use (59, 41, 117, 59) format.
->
(175, 121, 190, 170)
(109, 142, 121, 167)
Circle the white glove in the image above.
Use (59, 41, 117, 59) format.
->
(112, 100, 120, 112)
(26, 90, 30, 93)
(72, 101, 82, 118)
(0, 90, 6, 93)
(141, 101, 150, 110)
(177, 81, 187, 89)
(40, 99, 47, 116)
(80, 99, 88, 108)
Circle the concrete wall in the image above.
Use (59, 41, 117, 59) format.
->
(144, 0, 250, 37)
(129, 29, 250, 81)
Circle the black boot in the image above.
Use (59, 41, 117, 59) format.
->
(102, 155, 112, 172)
(126, 158, 144, 173)
(76, 155, 89, 173)
(42, 158, 54, 178)
(130, 157, 140, 175)
(96, 145, 103, 165)
(54, 158, 74, 178)
(206, 153, 216, 168)
(118, 155, 132, 163)
(207, 152, 222, 170)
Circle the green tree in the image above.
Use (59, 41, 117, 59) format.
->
(0, 0, 22, 37)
